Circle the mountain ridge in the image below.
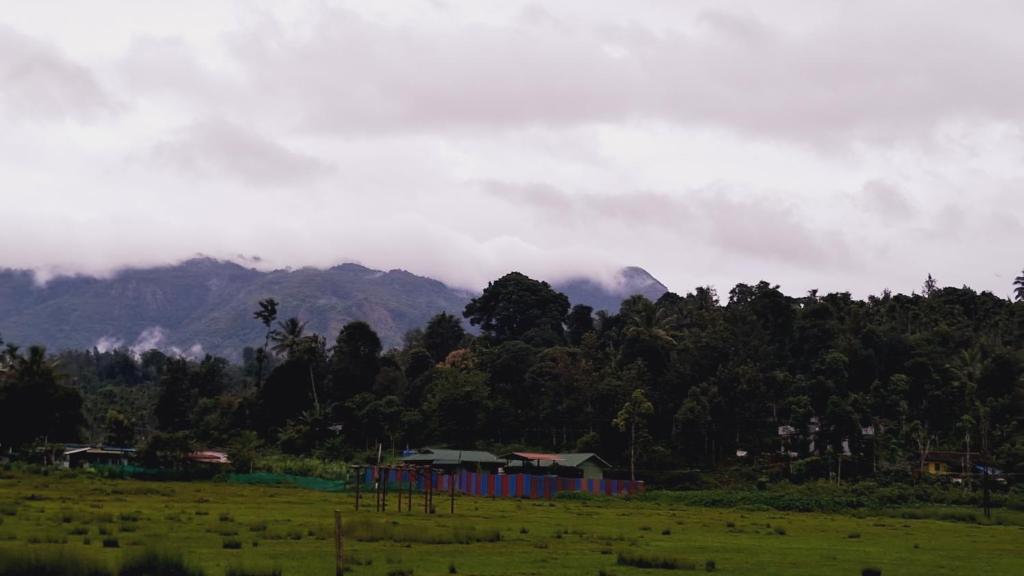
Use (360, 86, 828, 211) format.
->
(0, 259, 667, 358)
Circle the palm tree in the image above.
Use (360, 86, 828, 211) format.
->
(270, 318, 308, 358)
(620, 295, 677, 346)
(1014, 269, 1024, 302)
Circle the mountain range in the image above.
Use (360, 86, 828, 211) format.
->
(0, 259, 667, 358)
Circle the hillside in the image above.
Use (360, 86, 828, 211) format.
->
(0, 259, 666, 357)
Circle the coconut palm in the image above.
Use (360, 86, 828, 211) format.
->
(1014, 269, 1024, 302)
(270, 317, 308, 358)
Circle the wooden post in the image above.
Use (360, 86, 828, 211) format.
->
(382, 467, 389, 513)
(403, 463, 411, 508)
(354, 466, 361, 511)
(450, 471, 456, 514)
(394, 467, 400, 513)
(334, 509, 343, 576)
(375, 467, 382, 512)
(425, 466, 432, 514)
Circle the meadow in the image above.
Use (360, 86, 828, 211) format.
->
(0, 472, 1022, 575)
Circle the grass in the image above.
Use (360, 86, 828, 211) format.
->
(0, 471, 1022, 575)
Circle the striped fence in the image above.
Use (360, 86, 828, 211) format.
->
(362, 467, 643, 498)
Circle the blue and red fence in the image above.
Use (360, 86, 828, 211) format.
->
(362, 467, 643, 498)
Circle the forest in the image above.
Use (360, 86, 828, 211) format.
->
(2, 271, 1023, 484)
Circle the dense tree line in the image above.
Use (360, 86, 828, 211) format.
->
(2, 271, 1024, 481)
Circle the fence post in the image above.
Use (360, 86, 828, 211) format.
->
(354, 465, 361, 511)
(450, 471, 456, 514)
(334, 509, 343, 576)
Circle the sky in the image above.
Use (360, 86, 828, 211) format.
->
(1, 0, 1023, 298)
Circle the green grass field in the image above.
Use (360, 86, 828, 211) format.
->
(1, 472, 1022, 575)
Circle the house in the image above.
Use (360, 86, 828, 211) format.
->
(399, 448, 504, 473)
(919, 451, 982, 478)
(62, 445, 136, 469)
(502, 452, 611, 480)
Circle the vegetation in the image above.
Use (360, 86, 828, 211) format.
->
(1, 269, 1023, 489)
(0, 473, 1022, 575)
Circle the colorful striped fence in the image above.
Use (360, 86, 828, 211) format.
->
(362, 467, 643, 498)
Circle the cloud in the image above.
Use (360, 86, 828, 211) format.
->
(149, 119, 329, 186)
(0, 24, 115, 121)
(1, 1, 1024, 300)
(859, 180, 914, 222)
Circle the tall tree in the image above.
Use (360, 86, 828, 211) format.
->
(463, 272, 570, 343)
(613, 388, 654, 482)
(1014, 269, 1024, 302)
(422, 312, 466, 363)
(0, 346, 84, 449)
(252, 298, 278, 387)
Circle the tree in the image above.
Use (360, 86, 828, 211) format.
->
(0, 346, 84, 449)
(104, 409, 135, 447)
(923, 274, 938, 297)
(566, 304, 595, 346)
(463, 272, 569, 343)
(270, 318, 307, 359)
(422, 312, 466, 363)
(613, 388, 654, 481)
(252, 298, 278, 387)
(329, 321, 382, 401)
(1014, 269, 1024, 302)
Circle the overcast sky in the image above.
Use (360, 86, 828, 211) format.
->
(1, 1, 1023, 297)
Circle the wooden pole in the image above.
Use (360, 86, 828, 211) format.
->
(382, 467, 389, 513)
(403, 463, 411, 508)
(450, 471, 455, 514)
(375, 467, 382, 513)
(354, 466, 361, 511)
(334, 509, 343, 576)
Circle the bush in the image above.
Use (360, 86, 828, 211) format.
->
(705, 560, 717, 572)
(0, 548, 112, 576)
(222, 539, 243, 550)
(120, 549, 204, 576)
(617, 550, 695, 570)
(847, 532, 861, 539)
(773, 526, 786, 536)
(102, 537, 119, 548)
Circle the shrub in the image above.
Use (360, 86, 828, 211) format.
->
(249, 521, 268, 532)
(102, 537, 119, 548)
(448, 562, 457, 574)
(0, 548, 112, 576)
(773, 526, 787, 536)
(848, 532, 861, 539)
(219, 512, 234, 522)
(861, 569, 882, 576)
(705, 559, 716, 572)
(617, 550, 695, 570)
(120, 549, 203, 576)
(386, 570, 413, 576)
(661, 528, 671, 535)
(223, 539, 243, 550)
(119, 512, 141, 523)
(69, 526, 89, 535)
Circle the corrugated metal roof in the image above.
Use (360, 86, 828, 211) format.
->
(399, 448, 502, 464)
(505, 452, 563, 462)
(504, 452, 610, 469)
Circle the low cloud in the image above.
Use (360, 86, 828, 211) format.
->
(0, 24, 115, 122)
(150, 119, 329, 186)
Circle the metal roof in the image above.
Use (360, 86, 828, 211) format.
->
(400, 448, 503, 465)
(502, 452, 610, 469)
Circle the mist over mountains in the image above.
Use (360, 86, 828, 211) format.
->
(0, 259, 667, 358)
